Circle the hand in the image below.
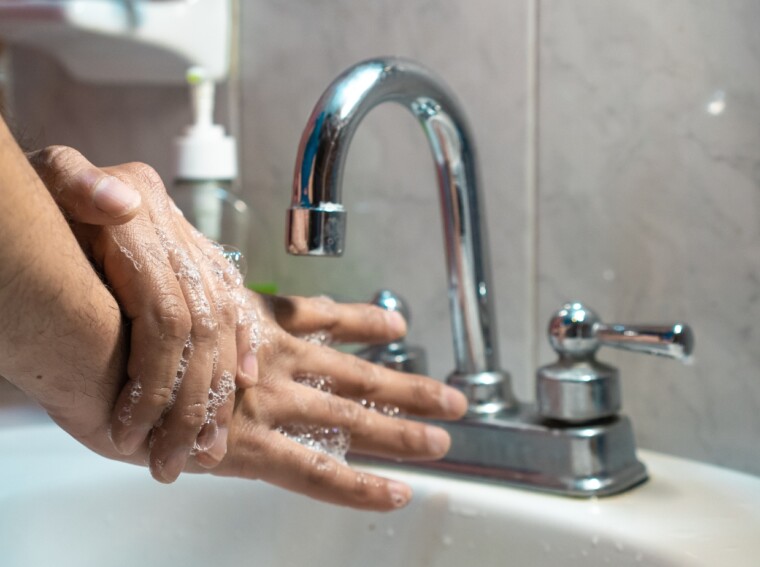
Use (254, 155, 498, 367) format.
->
(29, 146, 256, 482)
(213, 292, 468, 510)
(28, 146, 469, 511)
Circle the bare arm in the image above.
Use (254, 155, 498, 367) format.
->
(0, 118, 125, 457)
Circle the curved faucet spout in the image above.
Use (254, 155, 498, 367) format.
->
(287, 58, 515, 414)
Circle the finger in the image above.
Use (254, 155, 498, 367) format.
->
(104, 221, 191, 457)
(273, 383, 451, 461)
(194, 278, 240, 469)
(239, 430, 413, 511)
(185, 228, 260, 390)
(27, 145, 141, 224)
(272, 295, 407, 344)
(292, 342, 468, 419)
(149, 251, 221, 483)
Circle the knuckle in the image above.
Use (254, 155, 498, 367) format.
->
(125, 161, 162, 186)
(154, 294, 192, 342)
(116, 162, 168, 206)
(218, 302, 237, 329)
(395, 421, 424, 452)
(312, 295, 339, 329)
(411, 377, 437, 407)
(330, 398, 365, 430)
(177, 402, 208, 432)
(304, 452, 338, 487)
(352, 356, 379, 394)
(144, 384, 175, 410)
(351, 472, 374, 503)
(191, 315, 218, 342)
(29, 145, 78, 173)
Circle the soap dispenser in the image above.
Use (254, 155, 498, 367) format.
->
(171, 66, 250, 259)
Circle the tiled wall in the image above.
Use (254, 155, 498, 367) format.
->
(537, 1, 760, 474)
(6, 0, 759, 476)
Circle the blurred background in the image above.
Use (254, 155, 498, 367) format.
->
(1, 0, 758, 476)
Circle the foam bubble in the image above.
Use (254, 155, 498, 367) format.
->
(118, 378, 143, 425)
(279, 373, 351, 462)
(300, 330, 332, 347)
(112, 235, 143, 272)
(359, 398, 401, 418)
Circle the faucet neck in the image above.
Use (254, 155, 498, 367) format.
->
(287, 58, 514, 411)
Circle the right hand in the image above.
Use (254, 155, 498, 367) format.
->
(28, 146, 257, 483)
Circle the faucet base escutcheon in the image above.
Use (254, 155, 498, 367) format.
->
(424, 406, 648, 497)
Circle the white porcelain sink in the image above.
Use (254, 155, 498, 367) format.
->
(2, 419, 759, 566)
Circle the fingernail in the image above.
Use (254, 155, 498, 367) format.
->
(239, 351, 259, 387)
(92, 175, 141, 218)
(115, 426, 149, 455)
(425, 426, 451, 456)
(195, 421, 219, 452)
(385, 310, 407, 336)
(197, 426, 228, 469)
(157, 448, 187, 483)
(441, 387, 468, 416)
(387, 481, 412, 508)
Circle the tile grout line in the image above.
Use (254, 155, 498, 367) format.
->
(525, 0, 541, 382)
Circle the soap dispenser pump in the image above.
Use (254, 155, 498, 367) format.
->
(172, 66, 249, 258)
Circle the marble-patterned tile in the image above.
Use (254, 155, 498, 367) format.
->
(538, 1, 760, 473)
(241, 0, 532, 390)
(9, 46, 191, 182)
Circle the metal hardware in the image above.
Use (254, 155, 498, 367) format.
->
(356, 290, 427, 375)
(537, 302, 694, 423)
(287, 58, 695, 497)
(286, 57, 515, 414)
(421, 411, 647, 497)
(418, 303, 694, 497)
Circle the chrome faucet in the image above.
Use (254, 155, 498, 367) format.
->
(286, 57, 515, 415)
(287, 58, 694, 497)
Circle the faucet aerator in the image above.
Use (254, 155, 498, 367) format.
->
(286, 205, 347, 257)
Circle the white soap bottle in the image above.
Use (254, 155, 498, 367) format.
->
(172, 67, 250, 261)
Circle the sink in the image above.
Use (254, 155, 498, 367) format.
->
(2, 419, 759, 566)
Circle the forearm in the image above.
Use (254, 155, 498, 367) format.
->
(0, 118, 126, 451)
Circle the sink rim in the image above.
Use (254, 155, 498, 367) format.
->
(2, 419, 760, 566)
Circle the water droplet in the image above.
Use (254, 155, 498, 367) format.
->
(441, 535, 453, 546)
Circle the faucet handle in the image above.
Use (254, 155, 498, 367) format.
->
(538, 302, 695, 423)
(595, 322, 693, 361)
(548, 302, 694, 361)
(371, 289, 412, 325)
(356, 290, 428, 375)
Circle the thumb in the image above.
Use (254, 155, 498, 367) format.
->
(27, 145, 141, 225)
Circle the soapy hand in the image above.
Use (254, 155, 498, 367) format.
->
(29, 146, 255, 482)
(28, 146, 468, 510)
(208, 292, 468, 510)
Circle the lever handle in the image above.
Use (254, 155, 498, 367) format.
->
(539, 302, 695, 423)
(548, 302, 694, 361)
(596, 323, 694, 360)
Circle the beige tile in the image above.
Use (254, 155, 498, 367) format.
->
(538, 1, 760, 473)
